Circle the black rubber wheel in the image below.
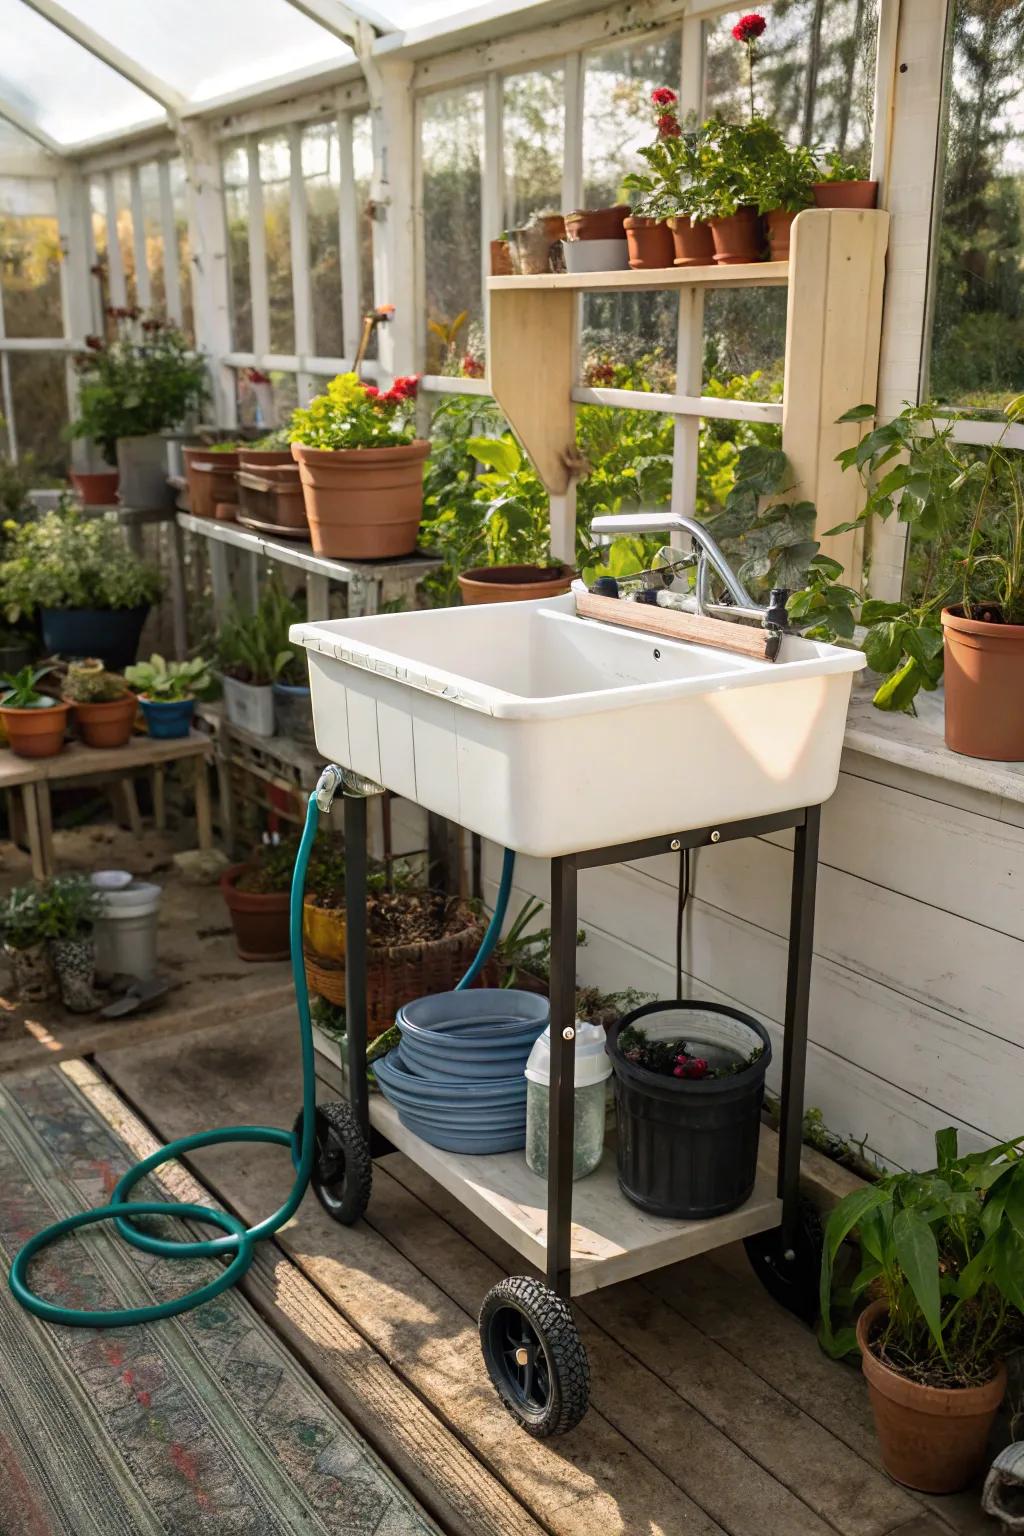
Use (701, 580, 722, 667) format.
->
(479, 1276, 590, 1437)
(293, 1102, 372, 1226)
(743, 1198, 823, 1323)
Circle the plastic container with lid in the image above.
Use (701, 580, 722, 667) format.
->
(524, 1020, 611, 1181)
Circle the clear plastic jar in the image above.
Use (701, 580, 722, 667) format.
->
(524, 1020, 610, 1181)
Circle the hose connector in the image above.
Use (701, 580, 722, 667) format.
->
(314, 763, 345, 813)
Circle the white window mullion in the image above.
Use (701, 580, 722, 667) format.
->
(289, 123, 314, 402)
(104, 171, 127, 308)
(673, 17, 706, 536)
(158, 158, 183, 324)
(129, 163, 151, 311)
(338, 110, 361, 360)
(481, 71, 503, 355)
(562, 51, 583, 214)
(411, 94, 427, 380)
(247, 137, 271, 360)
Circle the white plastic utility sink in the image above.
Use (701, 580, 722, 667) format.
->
(292, 594, 865, 857)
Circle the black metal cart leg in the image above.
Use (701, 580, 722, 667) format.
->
(778, 803, 821, 1253)
(344, 790, 370, 1143)
(546, 855, 578, 1299)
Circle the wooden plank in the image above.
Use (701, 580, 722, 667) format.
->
(0, 731, 210, 789)
(576, 589, 774, 660)
(488, 262, 788, 292)
(488, 284, 576, 494)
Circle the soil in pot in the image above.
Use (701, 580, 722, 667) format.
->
(221, 863, 291, 961)
(293, 440, 430, 559)
(564, 205, 629, 241)
(813, 180, 878, 209)
(623, 217, 674, 270)
(458, 563, 574, 605)
(764, 209, 797, 261)
(667, 216, 715, 267)
(0, 699, 69, 758)
(69, 692, 138, 749)
(857, 1299, 1007, 1493)
(942, 605, 1024, 760)
(70, 469, 119, 507)
(709, 208, 762, 264)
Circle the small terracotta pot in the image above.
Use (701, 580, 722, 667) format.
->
(857, 1300, 1006, 1493)
(564, 205, 629, 242)
(0, 701, 69, 758)
(70, 470, 119, 507)
(709, 208, 762, 265)
(292, 440, 429, 560)
(303, 897, 345, 961)
(458, 564, 574, 606)
(238, 448, 294, 469)
(764, 208, 797, 261)
(623, 217, 674, 270)
(941, 605, 1024, 761)
(68, 692, 138, 749)
(813, 180, 878, 209)
(667, 216, 715, 267)
(221, 864, 291, 962)
(490, 238, 514, 276)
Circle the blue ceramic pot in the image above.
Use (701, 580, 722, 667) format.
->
(139, 696, 195, 739)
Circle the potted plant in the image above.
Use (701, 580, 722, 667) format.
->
(221, 837, 295, 960)
(263, 581, 314, 744)
(0, 665, 69, 758)
(562, 204, 629, 273)
(0, 506, 164, 667)
(755, 135, 815, 260)
(0, 883, 59, 1002)
(125, 654, 211, 738)
(288, 372, 429, 559)
(36, 874, 104, 1013)
(236, 430, 307, 538)
(216, 578, 298, 739)
(63, 658, 138, 748)
(70, 312, 208, 509)
(183, 439, 242, 520)
(70, 465, 120, 508)
(621, 88, 695, 270)
(813, 149, 878, 209)
(820, 1128, 1024, 1493)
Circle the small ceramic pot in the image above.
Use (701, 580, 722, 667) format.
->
(623, 217, 674, 270)
(4, 940, 59, 1003)
(138, 696, 195, 739)
(667, 216, 715, 267)
(51, 934, 100, 1014)
(813, 180, 878, 209)
(708, 208, 762, 265)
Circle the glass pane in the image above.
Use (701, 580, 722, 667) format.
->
(421, 85, 484, 374)
(703, 290, 789, 389)
(352, 113, 375, 358)
(928, 0, 1024, 408)
(580, 293, 678, 390)
(112, 169, 137, 309)
(503, 68, 565, 229)
(7, 350, 68, 477)
(169, 158, 194, 341)
(582, 32, 683, 206)
(260, 133, 294, 354)
(89, 178, 108, 329)
(223, 144, 252, 353)
(139, 161, 166, 315)
(304, 122, 343, 358)
(0, 177, 62, 339)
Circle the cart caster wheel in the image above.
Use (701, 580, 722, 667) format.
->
(293, 1102, 372, 1226)
(479, 1276, 590, 1437)
(743, 1198, 823, 1323)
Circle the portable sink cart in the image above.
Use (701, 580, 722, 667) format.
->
(291, 585, 864, 1437)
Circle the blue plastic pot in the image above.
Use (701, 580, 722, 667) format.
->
(139, 696, 195, 739)
(40, 604, 149, 669)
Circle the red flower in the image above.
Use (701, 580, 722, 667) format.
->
(84, 333, 104, 351)
(461, 353, 484, 379)
(363, 384, 381, 399)
(585, 359, 616, 386)
(390, 374, 420, 400)
(651, 86, 678, 107)
(732, 12, 766, 41)
(657, 113, 681, 139)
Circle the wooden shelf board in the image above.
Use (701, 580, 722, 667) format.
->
(177, 512, 442, 584)
(368, 1094, 782, 1296)
(488, 261, 788, 293)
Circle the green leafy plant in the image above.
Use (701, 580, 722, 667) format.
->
(36, 874, 103, 940)
(820, 1128, 1024, 1388)
(236, 836, 297, 894)
(247, 427, 292, 450)
(63, 659, 128, 704)
(217, 577, 302, 687)
(288, 372, 419, 450)
(0, 507, 164, 621)
(69, 313, 209, 462)
(816, 148, 869, 183)
(681, 118, 804, 223)
(0, 883, 46, 949)
(621, 88, 700, 221)
(125, 654, 211, 702)
(0, 665, 58, 709)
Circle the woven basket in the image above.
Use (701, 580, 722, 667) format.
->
(304, 898, 496, 1038)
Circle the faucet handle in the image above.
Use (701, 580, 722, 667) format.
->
(764, 588, 791, 629)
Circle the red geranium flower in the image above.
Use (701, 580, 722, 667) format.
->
(363, 384, 381, 399)
(390, 374, 420, 400)
(461, 352, 484, 379)
(732, 12, 766, 41)
(651, 86, 678, 107)
(657, 113, 681, 139)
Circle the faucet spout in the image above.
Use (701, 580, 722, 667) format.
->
(589, 511, 757, 613)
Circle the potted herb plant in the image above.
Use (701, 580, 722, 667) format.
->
(0, 883, 59, 1002)
(288, 372, 428, 559)
(820, 1128, 1024, 1493)
(0, 665, 69, 758)
(216, 578, 298, 739)
(446, 436, 573, 604)
(70, 312, 208, 509)
(63, 658, 138, 748)
(0, 506, 164, 667)
(221, 837, 295, 960)
(125, 654, 211, 738)
(813, 149, 879, 209)
(621, 88, 693, 270)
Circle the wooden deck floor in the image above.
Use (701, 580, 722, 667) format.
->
(84, 1007, 999, 1536)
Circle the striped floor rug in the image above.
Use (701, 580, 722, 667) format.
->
(0, 1061, 439, 1536)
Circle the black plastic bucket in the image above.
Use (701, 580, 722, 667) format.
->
(607, 1000, 772, 1220)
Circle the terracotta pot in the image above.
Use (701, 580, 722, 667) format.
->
(857, 1300, 1006, 1493)
(0, 701, 69, 758)
(4, 940, 59, 1003)
(765, 208, 797, 261)
(220, 864, 291, 962)
(564, 205, 629, 242)
(708, 208, 762, 265)
(236, 463, 308, 538)
(70, 469, 119, 507)
(184, 448, 239, 518)
(813, 180, 878, 209)
(458, 564, 574, 605)
(237, 448, 294, 469)
(490, 238, 514, 276)
(303, 897, 345, 961)
(68, 692, 138, 749)
(292, 439, 429, 559)
(214, 501, 237, 522)
(942, 605, 1024, 760)
(667, 216, 715, 267)
(623, 217, 674, 270)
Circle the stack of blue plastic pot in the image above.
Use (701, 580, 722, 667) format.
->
(374, 989, 549, 1154)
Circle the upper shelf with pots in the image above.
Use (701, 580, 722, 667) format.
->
(487, 261, 789, 293)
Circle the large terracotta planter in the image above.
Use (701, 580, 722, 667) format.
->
(236, 463, 308, 538)
(0, 701, 69, 758)
(942, 605, 1024, 760)
(70, 469, 119, 507)
(857, 1300, 1006, 1493)
(623, 217, 674, 270)
(764, 209, 797, 261)
(220, 864, 291, 961)
(292, 440, 429, 560)
(709, 208, 762, 265)
(813, 180, 878, 209)
(68, 692, 138, 749)
(667, 216, 715, 267)
(458, 564, 574, 605)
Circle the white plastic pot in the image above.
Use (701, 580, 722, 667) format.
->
(92, 879, 162, 981)
(222, 675, 276, 737)
(563, 238, 629, 273)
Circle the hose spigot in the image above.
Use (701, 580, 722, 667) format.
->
(314, 764, 345, 812)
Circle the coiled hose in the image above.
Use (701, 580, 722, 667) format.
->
(9, 778, 515, 1329)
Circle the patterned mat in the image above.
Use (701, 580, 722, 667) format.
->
(0, 1062, 439, 1536)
